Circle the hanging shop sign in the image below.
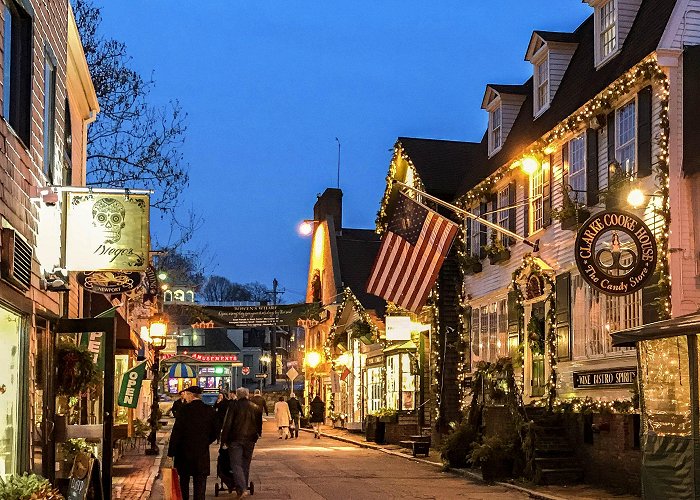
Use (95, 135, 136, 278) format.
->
(117, 361, 148, 408)
(77, 271, 142, 294)
(385, 316, 413, 341)
(573, 368, 637, 388)
(65, 192, 149, 271)
(142, 265, 159, 302)
(574, 210, 657, 296)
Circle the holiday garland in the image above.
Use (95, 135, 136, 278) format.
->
(324, 287, 382, 360)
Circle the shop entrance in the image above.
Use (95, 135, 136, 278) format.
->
(0, 306, 22, 478)
(530, 302, 546, 398)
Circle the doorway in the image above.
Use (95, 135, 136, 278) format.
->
(530, 302, 546, 398)
(0, 306, 23, 478)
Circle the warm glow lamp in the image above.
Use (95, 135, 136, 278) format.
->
(305, 351, 321, 369)
(298, 220, 314, 237)
(140, 325, 151, 343)
(521, 156, 540, 175)
(149, 313, 168, 349)
(627, 188, 646, 208)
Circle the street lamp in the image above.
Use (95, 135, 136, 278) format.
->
(146, 313, 168, 455)
(304, 351, 321, 369)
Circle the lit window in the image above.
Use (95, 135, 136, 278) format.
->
(599, 0, 616, 59)
(530, 166, 544, 233)
(535, 56, 549, 112)
(617, 100, 636, 174)
(490, 106, 502, 152)
(497, 185, 510, 245)
(569, 135, 587, 204)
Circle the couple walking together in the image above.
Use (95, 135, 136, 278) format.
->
(167, 386, 263, 499)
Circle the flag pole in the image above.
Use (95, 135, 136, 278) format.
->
(392, 180, 539, 252)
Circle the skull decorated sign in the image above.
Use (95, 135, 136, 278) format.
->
(65, 192, 149, 271)
(574, 210, 657, 296)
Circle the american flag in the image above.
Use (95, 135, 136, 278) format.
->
(366, 192, 459, 312)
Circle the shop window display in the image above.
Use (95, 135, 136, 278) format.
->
(0, 307, 21, 478)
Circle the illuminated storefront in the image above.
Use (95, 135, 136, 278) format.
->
(162, 353, 240, 395)
(384, 341, 417, 411)
(0, 306, 23, 478)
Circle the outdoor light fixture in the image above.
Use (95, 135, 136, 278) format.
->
(297, 220, 315, 237)
(627, 188, 646, 208)
(336, 352, 352, 367)
(146, 312, 168, 456)
(149, 313, 168, 349)
(140, 325, 151, 343)
(521, 156, 540, 175)
(543, 144, 556, 155)
(260, 354, 271, 364)
(158, 271, 168, 280)
(305, 351, 321, 369)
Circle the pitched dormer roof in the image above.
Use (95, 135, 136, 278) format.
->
(482, 84, 529, 108)
(525, 30, 579, 61)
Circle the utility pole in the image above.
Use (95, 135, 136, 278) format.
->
(269, 278, 285, 386)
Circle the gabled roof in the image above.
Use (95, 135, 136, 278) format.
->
(398, 137, 487, 201)
(460, 0, 678, 198)
(525, 30, 578, 61)
(336, 228, 386, 315)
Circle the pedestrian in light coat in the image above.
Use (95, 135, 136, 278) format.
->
(167, 386, 218, 500)
(220, 387, 263, 498)
(287, 393, 302, 438)
(274, 396, 292, 439)
(309, 395, 325, 439)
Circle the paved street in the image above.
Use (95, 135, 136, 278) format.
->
(193, 417, 526, 499)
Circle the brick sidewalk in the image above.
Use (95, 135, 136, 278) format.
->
(112, 428, 169, 499)
(307, 424, 640, 500)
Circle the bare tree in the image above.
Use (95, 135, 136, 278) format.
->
(73, 0, 189, 217)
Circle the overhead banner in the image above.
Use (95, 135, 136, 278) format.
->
(117, 361, 148, 408)
(65, 192, 150, 271)
(574, 210, 657, 296)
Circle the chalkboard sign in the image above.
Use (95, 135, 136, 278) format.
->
(67, 452, 103, 500)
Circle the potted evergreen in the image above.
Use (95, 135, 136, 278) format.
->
(483, 234, 510, 265)
(375, 408, 398, 423)
(0, 474, 63, 499)
(470, 434, 516, 482)
(552, 184, 590, 231)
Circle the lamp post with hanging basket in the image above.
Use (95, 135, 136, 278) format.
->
(145, 313, 168, 455)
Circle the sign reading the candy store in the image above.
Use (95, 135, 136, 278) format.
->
(574, 210, 657, 296)
(65, 192, 149, 271)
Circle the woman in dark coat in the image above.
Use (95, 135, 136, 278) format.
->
(214, 392, 229, 441)
(167, 386, 218, 500)
(309, 395, 325, 439)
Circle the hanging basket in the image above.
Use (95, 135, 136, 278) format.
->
(56, 343, 99, 396)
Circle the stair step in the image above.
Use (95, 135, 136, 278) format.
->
(539, 467, 584, 485)
(535, 457, 581, 468)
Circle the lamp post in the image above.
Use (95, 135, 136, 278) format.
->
(146, 313, 168, 455)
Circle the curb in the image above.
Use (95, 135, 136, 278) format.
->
(302, 428, 568, 500)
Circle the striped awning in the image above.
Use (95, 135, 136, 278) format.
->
(168, 362, 196, 378)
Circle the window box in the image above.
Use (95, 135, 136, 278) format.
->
(488, 249, 511, 265)
(560, 208, 591, 231)
(379, 414, 398, 424)
(464, 261, 483, 275)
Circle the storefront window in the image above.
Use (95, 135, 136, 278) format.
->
(386, 352, 416, 411)
(401, 353, 415, 411)
(366, 367, 383, 414)
(0, 307, 22, 478)
(114, 355, 129, 425)
(386, 356, 398, 410)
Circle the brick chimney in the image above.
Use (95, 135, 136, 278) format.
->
(313, 188, 342, 231)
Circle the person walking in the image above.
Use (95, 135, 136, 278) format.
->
(170, 390, 185, 418)
(287, 393, 302, 438)
(250, 389, 268, 416)
(166, 386, 218, 500)
(220, 387, 263, 499)
(309, 395, 325, 439)
(214, 392, 229, 441)
(274, 396, 292, 439)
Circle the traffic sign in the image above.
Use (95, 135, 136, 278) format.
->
(286, 367, 298, 381)
(242, 366, 250, 376)
(255, 373, 267, 379)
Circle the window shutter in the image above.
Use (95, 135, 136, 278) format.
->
(555, 272, 571, 361)
(479, 200, 488, 259)
(543, 155, 552, 227)
(562, 142, 570, 192)
(463, 306, 472, 373)
(637, 86, 653, 178)
(522, 179, 530, 237)
(507, 290, 520, 341)
(508, 181, 516, 246)
(642, 272, 661, 324)
(607, 111, 616, 182)
(586, 128, 599, 205)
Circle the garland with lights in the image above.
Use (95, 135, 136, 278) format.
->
(324, 287, 382, 360)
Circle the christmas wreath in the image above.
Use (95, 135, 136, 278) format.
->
(56, 343, 98, 396)
(527, 316, 545, 356)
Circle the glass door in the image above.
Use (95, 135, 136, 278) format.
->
(0, 306, 22, 478)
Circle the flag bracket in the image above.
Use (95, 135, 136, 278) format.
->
(391, 179, 539, 253)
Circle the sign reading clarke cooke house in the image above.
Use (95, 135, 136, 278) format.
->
(574, 210, 657, 296)
(65, 192, 150, 271)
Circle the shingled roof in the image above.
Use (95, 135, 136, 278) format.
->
(336, 228, 386, 315)
(398, 137, 487, 201)
(458, 0, 678, 197)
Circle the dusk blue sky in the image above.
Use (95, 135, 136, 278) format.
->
(97, 1, 591, 303)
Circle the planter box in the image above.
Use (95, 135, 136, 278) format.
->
(365, 416, 386, 444)
(378, 414, 398, 423)
(488, 249, 511, 265)
(560, 209, 591, 231)
(464, 262, 483, 275)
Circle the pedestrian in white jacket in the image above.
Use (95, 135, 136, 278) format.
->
(274, 396, 292, 439)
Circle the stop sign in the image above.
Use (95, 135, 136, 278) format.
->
(242, 366, 250, 376)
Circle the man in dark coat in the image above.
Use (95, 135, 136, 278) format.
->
(250, 389, 268, 416)
(309, 395, 325, 439)
(287, 393, 302, 438)
(220, 387, 263, 498)
(167, 386, 218, 500)
(170, 390, 185, 418)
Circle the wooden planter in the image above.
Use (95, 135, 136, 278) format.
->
(378, 414, 398, 424)
(488, 249, 511, 265)
(560, 208, 591, 231)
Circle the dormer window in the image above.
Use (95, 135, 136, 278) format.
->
(535, 56, 549, 114)
(490, 106, 502, 153)
(593, 0, 618, 65)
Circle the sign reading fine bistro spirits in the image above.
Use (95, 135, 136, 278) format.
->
(574, 210, 657, 296)
(573, 369, 637, 388)
(65, 192, 149, 271)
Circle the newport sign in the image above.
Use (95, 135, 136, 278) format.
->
(574, 210, 657, 296)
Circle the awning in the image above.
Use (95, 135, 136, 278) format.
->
(611, 312, 700, 347)
(169, 362, 197, 378)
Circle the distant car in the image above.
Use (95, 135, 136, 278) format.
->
(201, 393, 219, 406)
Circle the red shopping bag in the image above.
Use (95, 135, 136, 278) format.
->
(162, 466, 183, 500)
